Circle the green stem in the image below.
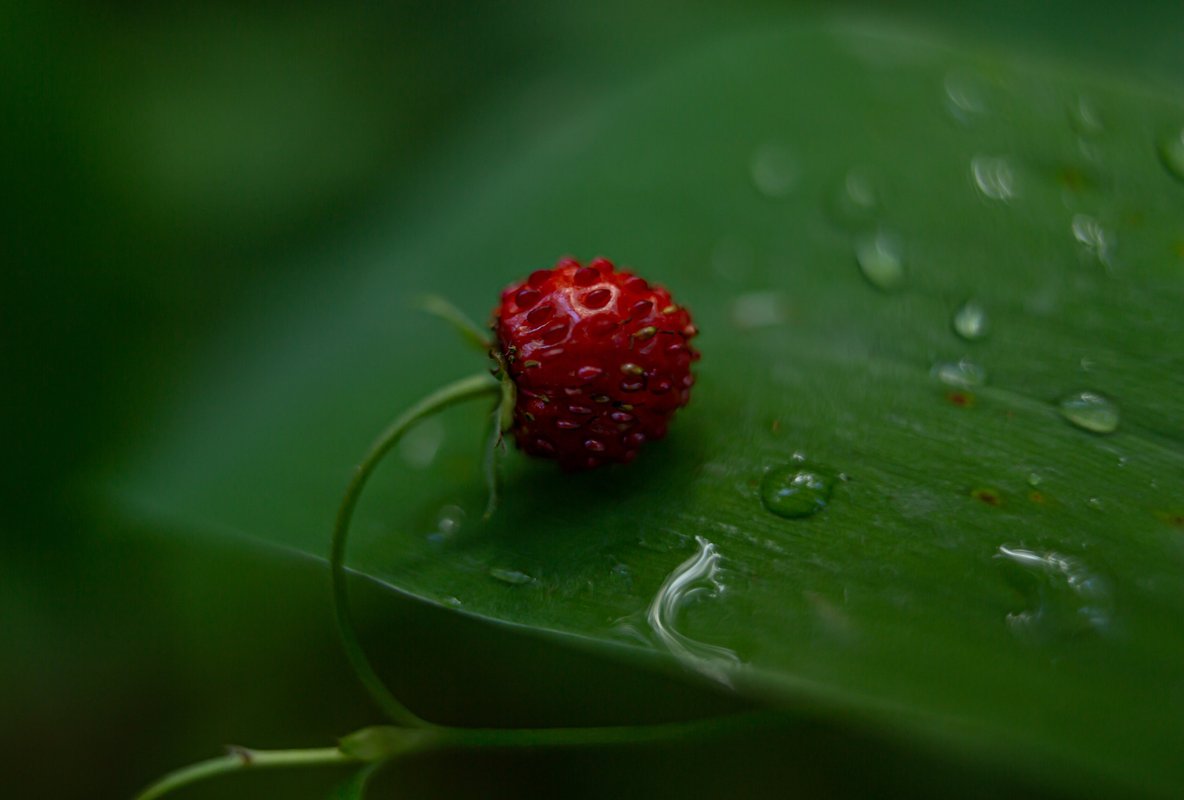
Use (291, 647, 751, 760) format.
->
(417, 295, 492, 351)
(332, 372, 499, 727)
(435, 711, 783, 750)
(134, 746, 356, 800)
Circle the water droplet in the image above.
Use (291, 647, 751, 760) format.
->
(624, 536, 741, 686)
(1156, 128, 1184, 183)
(1058, 391, 1119, 434)
(750, 143, 799, 199)
(1071, 214, 1114, 268)
(1069, 96, 1104, 137)
(730, 291, 789, 330)
(943, 71, 987, 123)
(436, 504, 464, 536)
(489, 567, 533, 585)
(952, 300, 990, 340)
(971, 155, 1017, 201)
(931, 359, 986, 388)
(827, 168, 879, 227)
(855, 230, 904, 290)
(442, 596, 463, 608)
(1086, 497, 1105, 511)
(610, 562, 633, 590)
(427, 503, 465, 544)
(995, 545, 1112, 639)
(1026, 472, 1043, 488)
(760, 463, 836, 519)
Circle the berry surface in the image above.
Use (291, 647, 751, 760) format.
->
(493, 257, 698, 470)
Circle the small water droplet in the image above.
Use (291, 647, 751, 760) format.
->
(750, 143, 799, 199)
(952, 300, 990, 340)
(730, 291, 789, 330)
(1087, 497, 1105, 511)
(855, 230, 904, 290)
(827, 168, 879, 227)
(1071, 214, 1114, 268)
(1156, 128, 1184, 183)
(442, 596, 463, 608)
(995, 545, 1112, 639)
(1058, 391, 1119, 434)
(436, 504, 464, 536)
(971, 155, 1017, 201)
(1026, 472, 1043, 488)
(931, 359, 986, 388)
(1069, 96, 1104, 137)
(943, 71, 987, 123)
(489, 567, 533, 585)
(760, 463, 836, 519)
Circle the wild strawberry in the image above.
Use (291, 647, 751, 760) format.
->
(493, 256, 698, 470)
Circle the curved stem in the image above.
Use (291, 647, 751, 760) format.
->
(134, 746, 356, 800)
(417, 295, 492, 351)
(435, 710, 783, 750)
(332, 372, 499, 727)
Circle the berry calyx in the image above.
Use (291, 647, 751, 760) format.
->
(493, 257, 698, 470)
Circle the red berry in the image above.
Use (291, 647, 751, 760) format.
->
(493, 257, 699, 470)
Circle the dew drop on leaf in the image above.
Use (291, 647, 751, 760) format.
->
(943, 70, 987, 123)
(931, 359, 986, 388)
(1058, 391, 1120, 434)
(760, 463, 836, 519)
(952, 300, 990, 340)
(995, 545, 1112, 640)
(827, 167, 879, 227)
(855, 230, 905, 290)
(971, 155, 1017, 201)
(1071, 214, 1115, 268)
(489, 567, 534, 585)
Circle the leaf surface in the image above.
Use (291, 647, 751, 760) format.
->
(116, 23, 1184, 796)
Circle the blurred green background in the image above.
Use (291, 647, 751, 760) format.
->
(4, 2, 1184, 798)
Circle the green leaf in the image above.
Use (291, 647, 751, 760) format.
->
(115, 22, 1184, 797)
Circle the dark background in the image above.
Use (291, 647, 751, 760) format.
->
(4, 2, 1183, 797)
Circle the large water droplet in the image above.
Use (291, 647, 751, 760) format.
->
(1058, 391, 1119, 434)
(761, 463, 836, 519)
(631, 536, 742, 686)
(750, 143, 799, 199)
(1071, 214, 1114, 268)
(489, 567, 533, 585)
(1158, 128, 1184, 183)
(855, 230, 905, 290)
(952, 300, 990, 340)
(995, 545, 1112, 639)
(971, 155, 1017, 201)
(931, 359, 986, 388)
